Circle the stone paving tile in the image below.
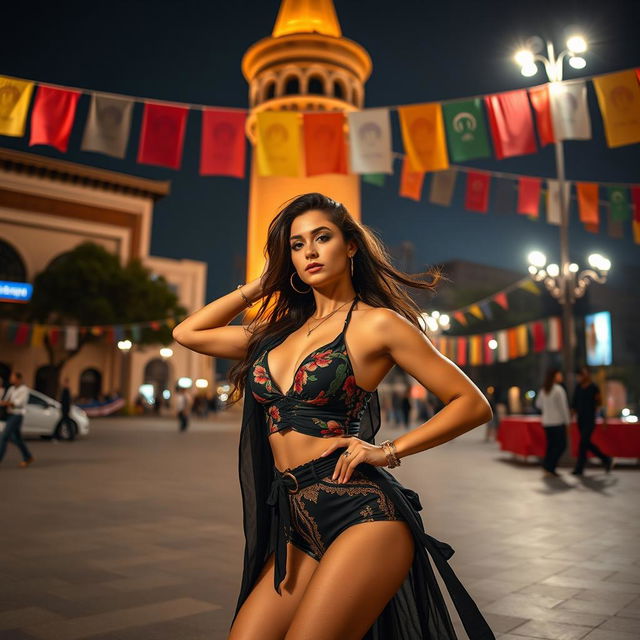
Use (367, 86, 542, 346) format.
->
(0, 607, 64, 631)
(599, 615, 640, 633)
(581, 629, 639, 639)
(507, 619, 592, 640)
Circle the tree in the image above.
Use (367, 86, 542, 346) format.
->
(16, 242, 186, 396)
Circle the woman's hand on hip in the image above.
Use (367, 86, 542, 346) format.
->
(319, 437, 389, 483)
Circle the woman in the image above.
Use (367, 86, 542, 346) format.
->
(173, 193, 495, 640)
(535, 368, 571, 478)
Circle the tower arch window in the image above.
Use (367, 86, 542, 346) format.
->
(283, 76, 300, 95)
(333, 79, 346, 100)
(308, 75, 325, 95)
(264, 81, 276, 101)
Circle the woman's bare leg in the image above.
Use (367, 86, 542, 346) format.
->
(228, 543, 320, 640)
(284, 520, 415, 640)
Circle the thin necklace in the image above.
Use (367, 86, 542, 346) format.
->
(306, 297, 356, 337)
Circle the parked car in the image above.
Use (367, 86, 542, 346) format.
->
(0, 389, 90, 440)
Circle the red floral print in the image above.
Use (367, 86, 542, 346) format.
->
(307, 390, 329, 405)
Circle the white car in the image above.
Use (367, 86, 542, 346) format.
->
(1, 389, 90, 440)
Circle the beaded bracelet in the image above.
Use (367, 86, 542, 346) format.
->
(380, 440, 401, 468)
(236, 284, 255, 307)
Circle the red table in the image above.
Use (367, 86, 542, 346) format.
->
(497, 415, 640, 459)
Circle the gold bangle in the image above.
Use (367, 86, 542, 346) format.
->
(380, 440, 401, 468)
(236, 284, 254, 307)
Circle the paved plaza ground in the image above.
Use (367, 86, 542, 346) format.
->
(0, 409, 638, 640)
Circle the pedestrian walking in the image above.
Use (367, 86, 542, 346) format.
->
(176, 387, 191, 432)
(571, 366, 613, 476)
(535, 368, 570, 478)
(52, 377, 74, 441)
(0, 371, 35, 467)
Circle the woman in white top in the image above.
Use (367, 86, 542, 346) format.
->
(535, 368, 570, 478)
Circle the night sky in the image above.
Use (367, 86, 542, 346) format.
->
(2, 0, 639, 299)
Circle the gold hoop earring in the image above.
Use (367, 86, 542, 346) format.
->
(290, 271, 311, 293)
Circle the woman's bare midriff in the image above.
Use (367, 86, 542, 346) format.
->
(269, 427, 349, 473)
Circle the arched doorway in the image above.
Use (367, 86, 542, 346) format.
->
(35, 365, 58, 398)
(79, 368, 102, 401)
(143, 358, 170, 410)
(0, 238, 27, 280)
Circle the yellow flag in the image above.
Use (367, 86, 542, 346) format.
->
(516, 324, 529, 357)
(398, 103, 449, 172)
(0, 76, 34, 137)
(469, 335, 483, 365)
(469, 304, 484, 319)
(256, 111, 301, 177)
(519, 279, 541, 295)
(31, 324, 46, 348)
(593, 70, 640, 148)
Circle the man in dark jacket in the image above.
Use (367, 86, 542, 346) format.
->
(571, 366, 613, 476)
(53, 378, 74, 441)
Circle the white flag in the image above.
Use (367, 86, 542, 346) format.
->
(547, 179, 571, 225)
(549, 81, 591, 141)
(496, 330, 509, 363)
(347, 109, 393, 174)
(547, 317, 562, 352)
(81, 93, 134, 158)
(65, 325, 78, 351)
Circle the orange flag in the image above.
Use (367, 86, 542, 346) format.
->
(576, 183, 599, 224)
(593, 70, 640, 147)
(507, 328, 519, 359)
(303, 112, 348, 176)
(399, 155, 425, 201)
(398, 103, 449, 172)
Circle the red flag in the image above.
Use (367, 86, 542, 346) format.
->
(303, 112, 348, 176)
(576, 183, 599, 224)
(494, 292, 509, 310)
(483, 333, 495, 365)
(14, 323, 30, 345)
(464, 172, 490, 212)
(137, 102, 189, 169)
(528, 85, 555, 146)
(484, 90, 537, 159)
(29, 86, 81, 152)
(200, 109, 247, 178)
(457, 337, 467, 366)
(453, 311, 467, 326)
(399, 155, 425, 201)
(532, 321, 546, 353)
(517, 177, 542, 216)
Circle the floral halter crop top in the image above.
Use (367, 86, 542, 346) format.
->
(249, 296, 374, 438)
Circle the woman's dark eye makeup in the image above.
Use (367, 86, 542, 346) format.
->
(291, 234, 331, 250)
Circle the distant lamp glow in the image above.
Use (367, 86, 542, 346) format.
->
(569, 263, 579, 273)
(162, 389, 171, 400)
(431, 310, 440, 319)
(515, 49, 534, 65)
(439, 314, 450, 328)
(569, 56, 586, 69)
(588, 253, 611, 271)
(528, 250, 547, 268)
(525, 390, 536, 399)
(621, 408, 630, 417)
(567, 35, 587, 53)
(520, 63, 538, 77)
(117, 339, 132, 352)
(195, 378, 209, 389)
(159, 347, 173, 358)
(178, 377, 193, 389)
(547, 263, 560, 277)
(488, 339, 498, 350)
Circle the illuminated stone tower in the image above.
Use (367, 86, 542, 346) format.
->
(241, 0, 372, 281)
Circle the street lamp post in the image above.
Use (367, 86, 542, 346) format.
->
(514, 34, 589, 390)
(117, 339, 133, 411)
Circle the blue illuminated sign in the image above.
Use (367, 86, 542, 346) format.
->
(585, 311, 612, 367)
(0, 281, 33, 303)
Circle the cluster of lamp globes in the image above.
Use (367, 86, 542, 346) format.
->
(527, 250, 611, 278)
(515, 35, 587, 77)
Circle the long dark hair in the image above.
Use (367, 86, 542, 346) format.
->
(542, 367, 560, 394)
(227, 193, 447, 405)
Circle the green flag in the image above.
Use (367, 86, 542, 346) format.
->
(363, 173, 386, 187)
(442, 98, 491, 162)
(608, 186, 630, 221)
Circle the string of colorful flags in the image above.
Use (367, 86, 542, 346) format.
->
(0, 317, 177, 350)
(433, 316, 563, 366)
(1, 67, 639, 178)
(369, 153, 640, 243)
(440, 276, 541, 327)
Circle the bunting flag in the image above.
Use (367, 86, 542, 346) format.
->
(516, 324, 529, 357)
(484, 90, 537, 159)
(347, 108, 393, 174)
(607, 207, 624, 239)
(546, 179, 571, 225)
(457, 336, 467, 366)
(493, 178, 516, 215)
(399, 155, 425, 201)
(576, 183, 600, 224)
(549, 81, 591, 140)
(468, 304, 483, 320)
(469, 335, 483, 365)
(464, 171, 490, 212)
(633, 187, 640, 244)
(81, 93, 134, 159)
(607, 186, 630, 221)
(479, 301, 493, 320)
(303, 112, 348, 176)
(0, 75, 35, 137)
(532, 321, 546, 353)
(593, 69, 640, 147)
(528, 85, 555, 146)
(483, 333, 495, 365)
(15, 324, 30, 346)
(200, 109, 247, 178)
(494, 292, 508, 310)
(137, 102, 189, 169)
(519, 280, 541, 295)
(547, 317, 563, 352)
(517, 177, 541, 217)
(442, 98, 491, 161)
(29, 86, 81, 152)
(428, 169, 457, 206)
(505, 328, 518, 359)
(453, 311, 468, 326)
(65, 325, 78, 350)
(496, 330, 509, 362)
(255, 110, 301, 177)
(398, 103, 449, 172)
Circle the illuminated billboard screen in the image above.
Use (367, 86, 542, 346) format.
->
(585, 311, 612, 367)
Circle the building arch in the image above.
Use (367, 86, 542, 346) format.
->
(283, 75, 301, 95)
(79, 367, 102, 401)
(35, 365, 58, 398)
(307, 74, 325, 95)
(0, 238, 28, 281)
